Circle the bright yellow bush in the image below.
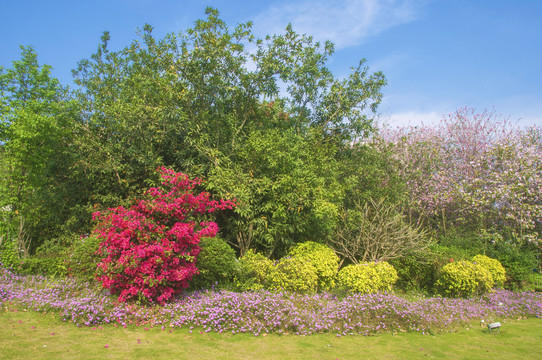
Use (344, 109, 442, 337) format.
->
(268, 257, 318, 293)
(472, 254, 506, 288)
(437, 260, 494, 297)
(236, 250, 275, 291)
(336, 261, 398, 294)
(289, 241, 339, 290)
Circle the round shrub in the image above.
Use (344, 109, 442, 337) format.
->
(436, 260, 494, 297)
(472, 254, 506, 288)
(190, 237, 237, 290)
(268, 257, 318, 294)
(289, 241, 339, 290)
(337, 261, 398, 294)
(236, 250, 276, 291)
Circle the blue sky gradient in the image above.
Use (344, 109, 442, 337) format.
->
(1, 0, 541, 127)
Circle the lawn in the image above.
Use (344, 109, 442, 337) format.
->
(2, 310, 542, 360)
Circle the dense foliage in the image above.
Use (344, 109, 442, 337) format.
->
(336, 261, 398, 294)
(1, 7, 541, 296)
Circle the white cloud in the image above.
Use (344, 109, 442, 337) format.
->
(253, 0, 423, 49)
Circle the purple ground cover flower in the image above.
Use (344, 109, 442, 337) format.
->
(1, 266, 541, 336)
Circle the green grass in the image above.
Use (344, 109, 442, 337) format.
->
(2, 310, 542, 359)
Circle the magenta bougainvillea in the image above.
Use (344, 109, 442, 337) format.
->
(93, 167, 235, 304)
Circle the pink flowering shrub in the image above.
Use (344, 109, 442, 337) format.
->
(93, 167, 235, 304)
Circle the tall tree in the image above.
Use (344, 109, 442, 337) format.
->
(0, 46, 78, 257)
(71, 7, 388, 256)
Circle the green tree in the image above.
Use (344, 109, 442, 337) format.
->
(71, 7, 388, 256)
(0, 46, 78, 258)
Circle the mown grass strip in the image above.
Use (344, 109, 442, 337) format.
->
(2, 310, 542, 360)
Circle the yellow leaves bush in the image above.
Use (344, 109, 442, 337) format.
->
(437, 260, 494, 297)
(289, 241, 339, 290)
(336, 261, 398, 294)
(472, 254, 506, 288)
(436, 255, 506, 297)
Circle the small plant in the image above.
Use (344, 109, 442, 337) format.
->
(336, 261, 398, 294)
(93, 167, 235, 303)
(289, 241, 339, 290)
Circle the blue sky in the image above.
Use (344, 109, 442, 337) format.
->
(1, 0, 541, 127)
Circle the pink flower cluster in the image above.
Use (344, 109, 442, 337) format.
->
(93, 167, 235, 304)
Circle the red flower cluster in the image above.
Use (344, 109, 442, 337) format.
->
(93, 167, 235, 303)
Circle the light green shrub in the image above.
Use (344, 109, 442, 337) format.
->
(268, 257, 318, 293)
(289, 241, 339, 290)
(336, 261, 398, 294)
(235, 250, 275, 291)
(436, 260, 494, 297)
(472, 254, 506, 288)
(190, 237, 237, 290)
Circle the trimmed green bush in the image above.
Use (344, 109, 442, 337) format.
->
(190, 237, 237, 290)
(436, 260, 494, 297)
(472, 254, 506, 288)
(289, 241, 339, 290)
(268, 257, 318, 294)
(336, 261, 398, 294)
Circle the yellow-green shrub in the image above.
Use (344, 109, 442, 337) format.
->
(436, 260, 494, 297)
(289, 241, 339, 290)
(268, 257, 318, 293)
(336, 261, 398, 294)
(472, 254, 506, 288)
(235, 250, 275, 291)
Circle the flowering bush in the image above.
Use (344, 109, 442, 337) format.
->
(337, 262, 398, 294)
(93, 167, 235, 303)
(436, 260, 494, 297)
(289, 241, 339, 290)
(472, 254, 506, 288)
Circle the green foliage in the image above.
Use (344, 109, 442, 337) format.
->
(235, 250, 275, 291)
(289, 241, 339, 290)
(389, 255, 436, 293)
(236, 249, 320, 293)
(64, 234, 102, 282)
(18, 239, 69, 277)
(0, 46, 80, 254)
(526, 273, 542, 292)
(336, 261, 398, 294)
(0, 237, 19, 269)
(472, 254, 506, 288)
(268, 257, 318, 294)
(191, 237, 238, 290)
(436, 260, 494, 298)
(486, 243, 538, 288)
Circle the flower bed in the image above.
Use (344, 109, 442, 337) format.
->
(1, 266, 541, 336)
